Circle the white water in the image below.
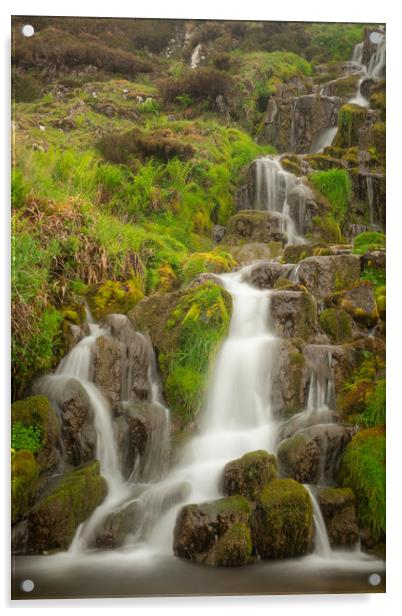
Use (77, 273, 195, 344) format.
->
(305, 485, 332, 558)
(254, 156, 309, 244)
(310, 126, 338, 153)
(190, 43, 202, 69)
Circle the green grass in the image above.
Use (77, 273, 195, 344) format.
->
(353, 231, 386, 255)
(361, 379, 386, 428)
(309, 168, 352, 224)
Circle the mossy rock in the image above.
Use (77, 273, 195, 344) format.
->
(253, 479, 314, 559)
(368, 121, 385, 158)
(334, 103, 368, 149)
(11, 450, 40, 524)
(307, 215, 342, 244)
(270, 289, 317, 340)
(27, 461, 107, 553)
(182, 249, 236, 285)
(11, 396, 61, 472)
(174, 495, 253, 566)
(224, 210, 287, 245)
(283, 243, 313, 264)
(225, 242, 283, 263)
(317, 487, 359, 547)
(323, 74, 360, 98)
(87, 278, 144, 321)
(319, 308, 353, 343)
(337, 428, 385, 541)
(222, 450, 277, 499)
(280, 157, 304, 176)
(304, 154, 345, 171)
(340, 282, 379, 327)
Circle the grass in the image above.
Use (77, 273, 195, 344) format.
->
(309, 168, 352, 224)
(353, 231, 386, 255)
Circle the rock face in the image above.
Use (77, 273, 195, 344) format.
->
(261, 94, 342, 153)
(95, 502, 140, 549)
(319, 308, 354, 343)
(277, 424, 354, 484)
(224, 210, 287, 245)
(222, 451, 277, 499)
(11, 451, 40, 525)
(349, 171, 385, 230)
(270, 289, 317, 339)
(242, 261, 288, 289)
(317, 487, 359, 547)
(174, 496, 254, 566)
(93, 335, 121, 406)
(339, 283, 379, 327)
(26, 461, 107, 553)
(224, 242, 283, 264)
(271, 341, 309, 418)
(252, 479, 314, 558)
(292, 255, 361, 300)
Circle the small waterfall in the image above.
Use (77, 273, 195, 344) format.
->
(352, 41, 364, 64)
(254, 156, 309, 244)
(366, 175, 375, 224)
(305, 485, 332, 558)
(309, 126, 338, 153)
(190, 43, 202, 69)
(368, 34, 386, 79)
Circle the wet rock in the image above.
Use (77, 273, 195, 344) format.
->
(349, 171, 385, 230)
(95, 502, 140, 549)
(187, 272, 224, 288)
(321, 74, 360, 99)
(360, 250, 385, 272)
(271, 340, 309, 417)
(339, 282, 379, 327)
(270, 289, 317, 339)
(225, 242, 283, 264)
(26, 461, 107, 553)
(319, 308, 354, 343)
(252, 479, 314, 558)
(93, 334, 121, 406)
(224, 210, 287, 245)
(174, 496, 254, 566)
(222, 451, 277, 499)
(317, 487, 359, 547)
(334, 103, 368, 149)
(293, 255, 361, 300)
(283, 243, 313, 263)
(11, 451, 40, 525)
(242, 261, 286, 289)
(11, 519, 29, 554)
(213, 224, 226, 244)
(277, 424, 354, 484)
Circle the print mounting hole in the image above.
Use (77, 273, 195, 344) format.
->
(369, 32, 383, 45)
(21, 579, 35, 592)
(368, 573, 381, 586)
(21, 24, 35, 38)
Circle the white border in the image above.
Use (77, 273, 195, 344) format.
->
(1, 0, 401, 613)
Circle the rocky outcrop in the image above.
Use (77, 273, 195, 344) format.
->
(291, 255, 361, 301)
(223, 242, 283, 264)
(337, 282, 379, 328)
(271, 340, 309, 417)
(317, 487, 359, 547)
(242, 261, 288, 289)
(277, 424, 354, 484)
(222, 450, 277, 499)
(252, 479, 314, 558)
(270, 289, 317, 339)
(174, 496, 254, 566)
(93, 335, 121, 406)
(349, 170, 385, 230)
(224, 210, 287, 245)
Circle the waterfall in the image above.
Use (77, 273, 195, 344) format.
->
(352, 41, 364, 64)
(367, 34, 386, 79)
(254, 156, 309, 244)
(305, 485, 332, 558)
(309, 126, 338, 153)
(366, 175, 375, 224)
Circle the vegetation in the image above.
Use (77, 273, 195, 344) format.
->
(353, 231, 386, 255)
(309, 169, 352, 224)
(11, 422, 42, 453)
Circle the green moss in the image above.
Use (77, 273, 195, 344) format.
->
(208, 522, 253, 566)
(353, 231, 385, 255)
(283, 244, 313, 264)
(11, 450, 40, 524)
(369, 122, 386, 158)
(11, 422, 42, 453)
(182, 249, 236, 285)
(325, 74, 359, 97)
(338, 428, 385, 541)
(335, 103, 368, 149)
(376, 285, 386, 320)
(308, 215, 342, 244)
(308, 168, 352, 224)
(161, 282, 232, 426)
(222, 450, 277, 499)
(201, 495, 252, 517)
(305, 154, 345, 172)
(87, 278, 144, 320)
(319, 308, 353, 343)
(339, 349, 385, 421)
(28, 461, 107, 552)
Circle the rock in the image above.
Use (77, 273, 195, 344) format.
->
(361, 27, 385, 69)
(339, 282, 379, 327)
(252, 479, 314, 558)
(93, 335, 121, 406)
(174, 496, 254, 566)
(11, 451, 40, 525)
(95, 502, 140, 549)
(213, 224, 226, 244)
(113, 400, 170, 481)
(360, 250, 385, 272)
(224, 210, 287, 245)
(11, 519, 29, 554)
(293, 255, 361, 300)
(321, 74, 360, 99)
(283, 244, 313, 263)
(242, 261, 286, 289)
(31, 377, 96, 467)
(277, 424, 354, 484)
(317, 487, 359, 547)
(349, 171, 385, 230)
(222, 451, 277, 499)
(224, 242, 283, 263)
(11, 395, 61, 472)
(334, 104, 368, 149)
(187, 273, 224, 288)
(270, 289, 317, 339)
(319, 308, 354, 343)
(271, 340, 308, 418)
(26, 461, 107, 553)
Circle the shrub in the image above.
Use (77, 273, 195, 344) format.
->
(361, 379, 386, 428)
(309, 168, 352, 224)
(182, 250, 236, 284)
(11, 422, 42, 453)
(353, 231, 386, 255)
(158, 68, 234, 104)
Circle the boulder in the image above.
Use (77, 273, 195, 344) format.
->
(252, 479, 314, 558)
(222, 451, 277, 499)
(319, 308, 354, 343)
(241, 261, 287, 289)
(292, 255, 361, 300)
(334, 104, 368, 149)
(174, 496, 254, 566)
(277, 424, 354, 484)
(93, 334, 121, 406)
(271, 340, 309, 417)
(317, 487, 360, 547)
(321, 74, 360, 99)
(95, 501, 140, 549)
(224, 210, 287, 245)
(11, 451, 40, 525)
(270, 289, 317, 339)
(349, 171, 385, 230)
(26, 461, 107, 553)
(339, 283, 379, 327)
(283, 243, 313, 264)
(224, 242, 283, 263)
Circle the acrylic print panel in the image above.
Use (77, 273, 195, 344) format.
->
(11, 15, 386, 599)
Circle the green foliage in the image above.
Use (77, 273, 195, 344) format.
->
(307, 23, 365, 62)
(11, 450, 40, 524)
(11, 421, 42, 452)
(87, 278, 144, 320)
(338, 428, 385, 541)
(361, 379, 386, 428)
(11, 169, 28, 209)
(158, 68, 234, 106)
(319, 308, 353, 343)
(308, 215, 342, 244)
(182, 250, 236, 284)
(309, 169, 352, 224)
(335, 104, 368, 149)
(353, 231, 386, 255)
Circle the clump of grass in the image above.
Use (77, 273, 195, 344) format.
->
(353, 231, 386, 255)
(361, 379, 386, 428)
(309, 168, 352, 224)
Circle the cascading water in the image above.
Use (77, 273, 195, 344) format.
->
(254, 156, 309, 244)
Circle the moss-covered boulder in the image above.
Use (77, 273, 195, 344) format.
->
(11, 395, 61, 472)
(283, 243, 313, 264)
(337, 427, 385, 542)
(222, 451, 277, 499)
(27, 461, 107, 553)
(321, 74, 360, 98)
(242, 261, 286, 289)
(182, 250, 236, 285)
(252, 479, 314, 559)
(304, 154, 346, 171)
(174, 496, 254, 566)
(87, 278, 144, 321)
(224, 210, 287, 245)
(317, 487, 359, 547)
(224, 242, 283, 263)
(271, 340, 308, 417)
(294, 255, 361, 300)
(277, 424, 353, 484)
(11, 450, 40, 524)
(339, 282, 379, 327)
(270, 289, 317, 339)
(319, 308, 354, 343)
(334, 103, 368, 149)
